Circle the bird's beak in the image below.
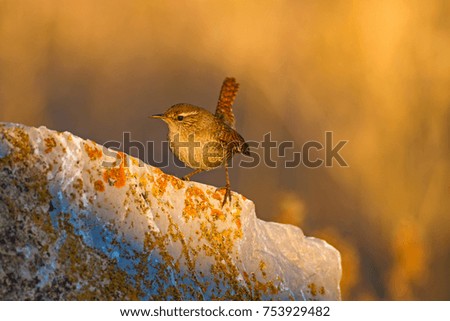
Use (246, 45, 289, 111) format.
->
(149, 114, 164, 119)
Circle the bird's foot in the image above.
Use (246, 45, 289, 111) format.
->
(216, 185, 232, 207)
(181, 175, 190, 181)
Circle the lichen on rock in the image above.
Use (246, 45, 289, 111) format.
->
(0, 123, 341, 300)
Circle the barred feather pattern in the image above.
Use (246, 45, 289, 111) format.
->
(215, 77, 239, 129)
(217, 122, 250, 161)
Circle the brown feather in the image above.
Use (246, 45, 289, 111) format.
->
(215, 77, 239, 129)
(217, 123, 249, 160)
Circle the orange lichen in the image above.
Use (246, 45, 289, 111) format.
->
(73, 178, 83, 191)
(44, 137, 57, 153)
(102, 152, 127, 188)
(151, 174, 169, 198)
(152, 167, 163, 175)
(131, 157, 139, 166)
(307, 283, 324, 297)
(234, 217, 241, 229)
(139, 175, 148, 187)
(0, 127, 32, 163)
(152, 172, 184, 195)
(308, 283, 317, 296)
(94, 180, 105, 192)
(240, 269, 280, 299)
(259, 260, 267, 272)
(84, 143, 103, 161)
(211, 209, 226, 221)
(167, 175, 183, 190)
(211, 190, 225, 202)
(183, 186, 209, 221)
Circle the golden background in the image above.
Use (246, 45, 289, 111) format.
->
(1, 0, 449, 300)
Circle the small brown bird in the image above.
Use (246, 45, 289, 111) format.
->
(151, 77, 249, 207)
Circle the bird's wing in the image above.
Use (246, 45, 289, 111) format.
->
(215, 77, 239, 129)
(218, 123, 250, 158)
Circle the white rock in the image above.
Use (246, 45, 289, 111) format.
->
(0, 122, 341, 300)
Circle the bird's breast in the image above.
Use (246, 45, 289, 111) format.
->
(168, 129, 225, 170)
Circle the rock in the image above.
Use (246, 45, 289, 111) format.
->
(0, 122, 341, 300)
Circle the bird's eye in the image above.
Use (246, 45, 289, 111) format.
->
(177, 115, 184, 121)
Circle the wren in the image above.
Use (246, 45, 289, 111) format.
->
(150, 77, 249, 207)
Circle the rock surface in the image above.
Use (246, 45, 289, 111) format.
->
(0, 123, 341, 300)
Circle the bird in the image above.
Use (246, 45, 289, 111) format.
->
(150, 77, 249, 207)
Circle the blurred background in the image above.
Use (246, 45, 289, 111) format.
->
(0, 0, 448, 300)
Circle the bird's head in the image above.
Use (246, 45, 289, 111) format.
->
(150, 103, 207, 131)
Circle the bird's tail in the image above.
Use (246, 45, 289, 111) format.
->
(241, 141, 250, 156)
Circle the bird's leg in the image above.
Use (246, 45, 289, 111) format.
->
(182, 168, 204, 181)
(216, 165, 232, 207)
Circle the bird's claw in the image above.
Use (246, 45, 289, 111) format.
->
(181, 176, 190, 181)
(216, 185, 232, 207)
